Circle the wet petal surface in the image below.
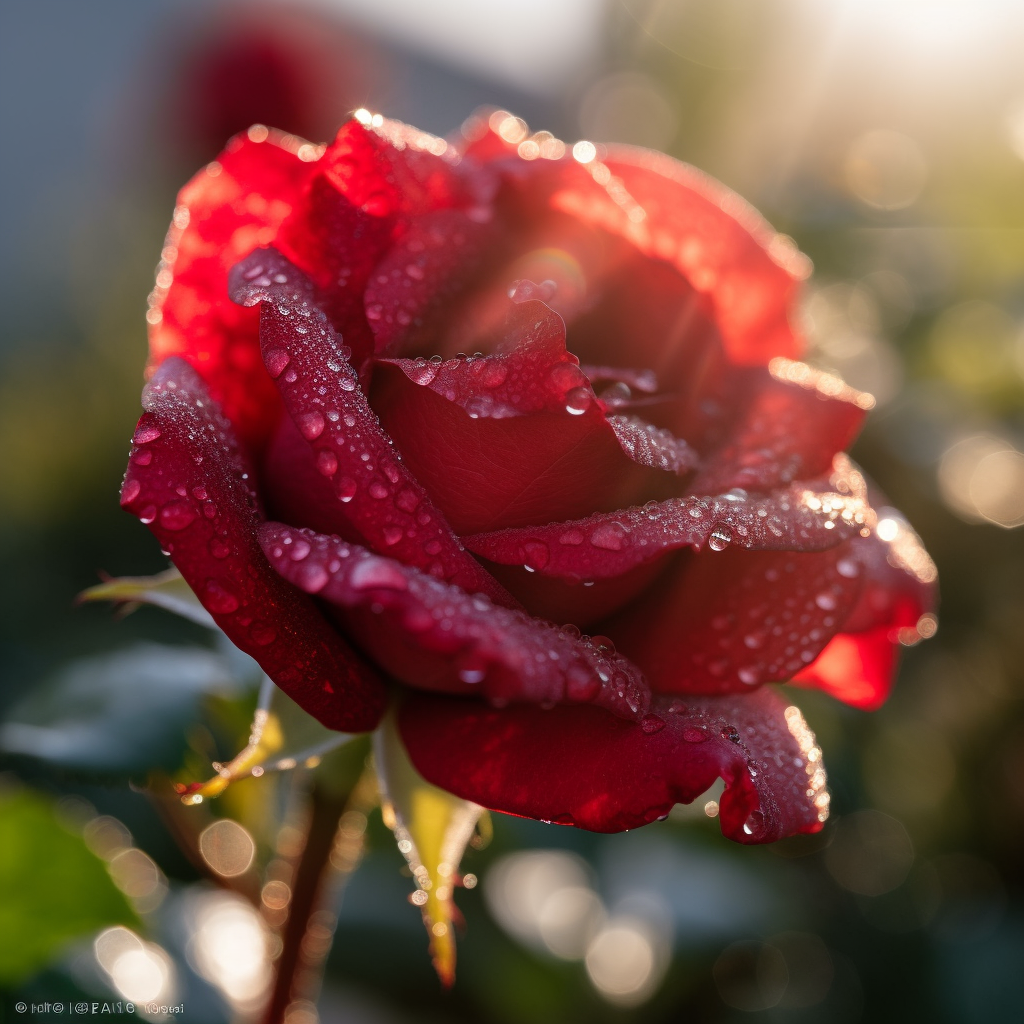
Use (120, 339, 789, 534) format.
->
(121, 358, 387, 732)
(259, 523, 650, 722)
(231, 248, 512, 605)
(398, 687, 828, 839)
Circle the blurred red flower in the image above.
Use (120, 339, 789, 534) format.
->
(123, 111, 936, 843)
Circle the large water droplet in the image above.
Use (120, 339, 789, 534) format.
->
(265, 349, 291, 378)
(682, 726, 710, 743)
(814, 591, 838, 611)
(122, 479, 141, 504)
(317, 450, 338, 476)
(383, 526, 404, 546)
(522, 540, 550, 570)
(297, 562, 329, 593)
(591, 635, 616, 654)
(203, 579, 240, 614)
(159, 500, 196, 531)
(640, 714, 666, 734)
(349, 556, 408, 591)
(708, 524, 733, 551)
(590, 522, 627, 551)
(564, 386, 592, 415)
(337, 477, 357, 502)
(133, 423, 161, 444)
(297, 411, 325, 440)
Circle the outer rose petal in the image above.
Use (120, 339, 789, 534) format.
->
(120, 358, 387, 732)
(599, 147, 810, 365)
(397, 689, 829, 840)
(791, 521, 937, 710)
(791, 627, 897, 711)
(148, 130, 315, 450)
(689, 361, 873, 496)
(607, 545, 864, 695)
(259, 523, 650, 721)
(463, 484, 863, 581)
(230, 248, 513, 606)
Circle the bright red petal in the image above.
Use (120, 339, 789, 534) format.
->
(230, 248, 512, 606)
(599, 147, 810, 365)
(398, 689, 829, 840)
(689, 362, 872, 496)
(791, 628, 897, 711)
(148, 130, 316, 450)
(259, 523, 650, 721)
(121, 358, 387, 732)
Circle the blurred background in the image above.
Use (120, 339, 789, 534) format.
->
(2, 0, 1024, 1021)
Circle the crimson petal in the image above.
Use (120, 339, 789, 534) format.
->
(259, 523, 650, 721)
(364, 209, 495, 355)
(148, 130, 316, 450)
(120, 357, 387, 732)
(599, 147, 810, 366)
(370, 296, 658, 534)
(689, 361, 872, 495)
(463, 486, 863, 581)
(606, 414, 698, 474)
(397, 689, 829, 839)
(791, 627, 898, 711)
(230, 248, 513, 606)
(608, 544, 864, 695)
(792, 517, 937, 709)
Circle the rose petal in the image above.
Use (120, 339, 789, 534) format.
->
(277, 119, 491, 364)
(608, 544, 864, 695)
(600, 147, 810, 365)
(397, 689, 829, 840)
(791, 627, 897, 711)
(463, 485, 863, 582)
(148, 130, 315, 450)
(121, 357, 387, 732)
(370, 297, 657, 534)
(689, 362, 872, 495)
(364, 209, 495, 355)
(791, 519, 937, 710)
(379, 295, 592, 417)
(230, 248, 513, 606)
(606, 414, 699, 474)
(259, 523, 650, 722)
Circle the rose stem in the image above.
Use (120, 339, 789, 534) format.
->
(262, 741, 374, 1024)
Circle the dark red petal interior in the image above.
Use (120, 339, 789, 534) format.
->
(398, 688, 828, 840)
(120, 357, 387, 732)
(259, 523, 650, 721)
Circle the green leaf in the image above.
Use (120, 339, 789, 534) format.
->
(0, 644, 240, 773)
(0, 788, 138, 984)
(78, 567, 216, 629)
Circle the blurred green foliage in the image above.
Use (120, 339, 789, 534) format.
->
(0, 789, 137, 985)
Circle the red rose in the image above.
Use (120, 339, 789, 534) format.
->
(123, 111, 936, 847)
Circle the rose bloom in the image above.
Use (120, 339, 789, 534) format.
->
(123, 110, 936, 847)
